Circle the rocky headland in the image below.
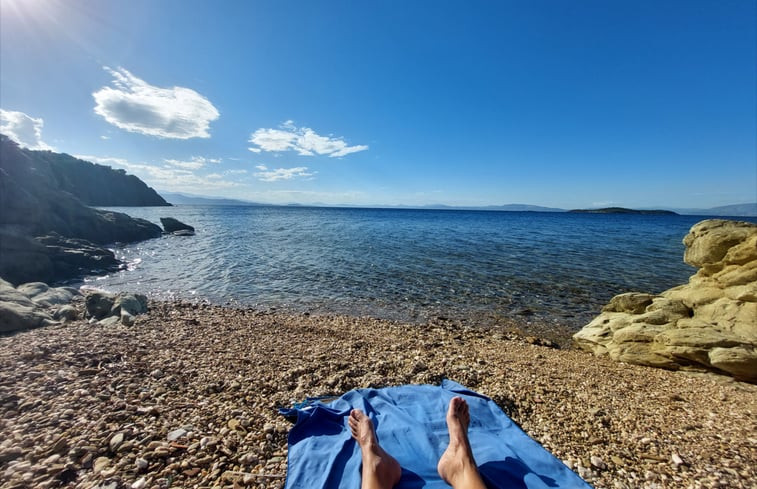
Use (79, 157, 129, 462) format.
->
(0, 135, 167, 285)
(574, 219, 757, 383)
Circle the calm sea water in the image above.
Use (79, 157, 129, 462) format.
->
(79, 206, 754, 331)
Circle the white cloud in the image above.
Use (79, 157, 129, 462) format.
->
(248, 121, 368, 157)
(261, 189, 366, 203)
(92, 67, 220, 139)
(76, 154, 242, 193)
(0, 109, 53, 150)
(207, 169, 248, 180)
(254, 164, 314, 182)
(164, 156, 221, 170)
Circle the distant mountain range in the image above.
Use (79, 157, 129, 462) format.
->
(158, 191, 757, 217)
(159, 192, 266, 206)
(395, 203, 567, 212)
(668, 203, 757, 217)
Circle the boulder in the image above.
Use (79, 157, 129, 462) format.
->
(53, 305, 78, 322)
(0, 278, 35, 307)
(85, 291, 116, 320)
(113, 293, 148, 316)
(16, 281, 80, 307)
(574, 219, 757, 383)
(0, 301, 54, 333)
(0, 279, 62, 333)
(160, 217, 195, 235)
(35, 234, 121, 280)
(85, 290, 148, 325)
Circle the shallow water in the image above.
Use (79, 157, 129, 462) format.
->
(79, 206, 754, 331)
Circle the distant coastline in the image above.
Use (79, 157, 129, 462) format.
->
(568, 207, 678, 215)
(157, 191, 757, 217)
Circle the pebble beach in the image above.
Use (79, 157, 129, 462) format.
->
(1, 300, 755, 489)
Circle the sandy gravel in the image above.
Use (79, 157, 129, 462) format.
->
(1, 300, 755, 489)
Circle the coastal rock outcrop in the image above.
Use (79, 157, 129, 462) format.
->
(0, 134, 164, 285)
(0, 278, 80, 333)
(160, 217, 196, 235)
(0, 232, 121, 286)
(573, 219, 757, 383)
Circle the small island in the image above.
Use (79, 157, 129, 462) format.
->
(568, 207, 678, 215)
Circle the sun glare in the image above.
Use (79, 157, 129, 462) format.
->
(1, 0, 61, 25)
(1, 0, 36, 16)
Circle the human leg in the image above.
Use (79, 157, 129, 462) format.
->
(437, 397, 487, 489)
(349, 409, 402, 489)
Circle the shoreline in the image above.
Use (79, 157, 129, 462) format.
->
(1, 300, 755, 489)
(73, 286, 586, 349)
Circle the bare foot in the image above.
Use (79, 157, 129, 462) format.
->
(349, 409, 402, 489)
(437, 397, 486, 489)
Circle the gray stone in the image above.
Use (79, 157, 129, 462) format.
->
(114, 294, 148, 317)
(160, 217, 195, 234)
(86, 291, 148, 325)
(167, 428, 187, 441)
(109, 432, 124, 452)
(30, 287, 78, 307)
(120, 311, 135, 326)
(0, 279, 35, 307)
(16, 282, 49, 297)
(86, 291, 116, 319)
(0, 301, 54, 333)
(53, 305, 78, 321)
(98, 316, 121, 327)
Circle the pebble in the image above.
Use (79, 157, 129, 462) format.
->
(167, 428, 187, 441)
(109, 432, 124, 452)
(590, 455, 606, 470)
(0, 299, 754, 489)
(93, 457, 110, 474)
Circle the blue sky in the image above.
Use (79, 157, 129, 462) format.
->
(1, 0, 755, 209)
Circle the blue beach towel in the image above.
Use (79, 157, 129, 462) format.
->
(280, 380, 591, 488)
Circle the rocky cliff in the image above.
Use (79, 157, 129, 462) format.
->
(0, 134, 169, 207)
(573, 219, 757, 382)
(0, 135, 164, 285)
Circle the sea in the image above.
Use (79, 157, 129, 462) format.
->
(78, 206, 756, 336)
